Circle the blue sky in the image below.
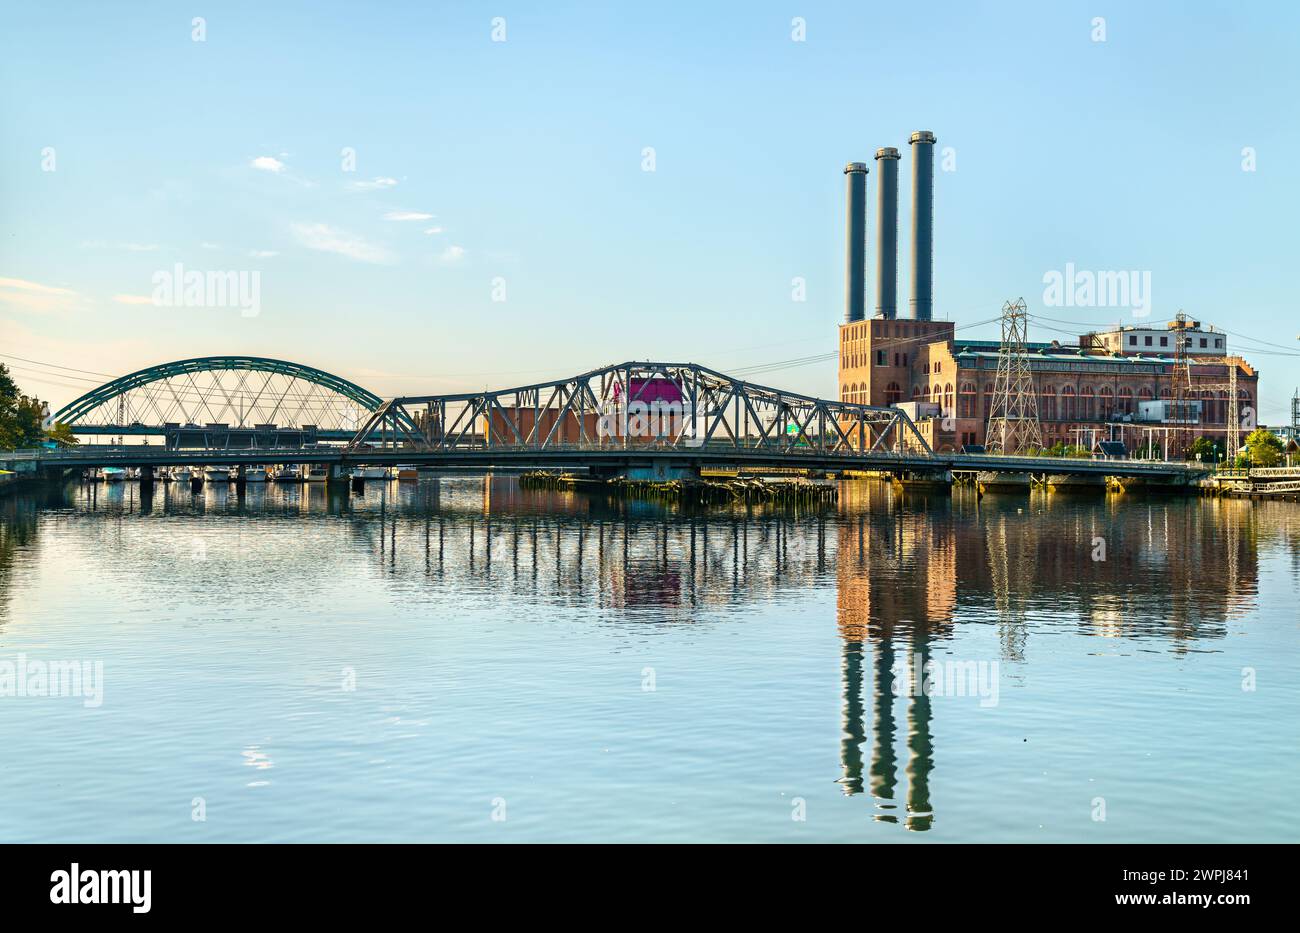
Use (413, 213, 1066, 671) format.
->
(3, 1, 1299, 422)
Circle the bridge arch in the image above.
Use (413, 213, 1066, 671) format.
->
(50, 355, 383, 434)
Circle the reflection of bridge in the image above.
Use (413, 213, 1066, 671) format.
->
(25, 356, 1207, 483)
(7, 473, 1266, 832)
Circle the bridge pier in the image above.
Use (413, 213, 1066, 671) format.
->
(890, 469, 953, 491)
(139, 465, 155, 486)
(327, 464, 350, 488)
(588, 459, 699, 482)
(1046, 473, 1107, 494)
(976, 471, 1032, 495)
(1115, 473, 1195, 494)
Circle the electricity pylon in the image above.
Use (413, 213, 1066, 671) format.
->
(985, 298, 1043, 455)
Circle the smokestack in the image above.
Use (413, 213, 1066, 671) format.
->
(843, 161, 868, 324)
(874, 147, 900, 319)
(908, 131, 936, 321)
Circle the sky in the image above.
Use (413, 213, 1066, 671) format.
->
(3, 0, 1299, 423)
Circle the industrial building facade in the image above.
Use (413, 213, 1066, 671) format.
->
(836, 131, 1258, 453)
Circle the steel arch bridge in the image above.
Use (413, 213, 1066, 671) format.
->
(49, 355, 384, 440)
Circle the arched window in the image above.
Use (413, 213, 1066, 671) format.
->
(958, 382, 977, 419)
(1118, 386, 1133, 415)
(1080, 385, 1096, 419)
(943, 383, 954, 418)
(912, 385, 921, 400)
(982, 382, 995, 421)
(885, 381, 902, 405)
(1041, 384, 1057, 420)
(1200, 389, 1217, 424)
(1099, 385, 1114, 418)
(1061, 385, 1076, 419)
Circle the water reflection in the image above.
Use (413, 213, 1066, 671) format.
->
(1, 473, 1294, 839)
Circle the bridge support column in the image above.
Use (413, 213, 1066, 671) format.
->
(976, 471, 1032, 495)
(327, 464, 350, 488)
(891, 469, 952, 491)
(139, 465, 154, 486)
(588, 460, 699, 482)
(1046, 473, 1106, 494)
(1115, 473, 1195, 495)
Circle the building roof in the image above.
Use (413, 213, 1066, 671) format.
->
(952, 344, 1182, 366)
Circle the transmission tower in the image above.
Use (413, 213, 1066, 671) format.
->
(1170, 311, 1193, 460)
(985, 298, 1043, 455)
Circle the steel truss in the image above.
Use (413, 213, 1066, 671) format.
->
(50, 355, 386, 435)
(345, 361, 933, 458)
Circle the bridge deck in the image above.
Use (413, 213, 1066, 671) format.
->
(4, 443, 1210, 481)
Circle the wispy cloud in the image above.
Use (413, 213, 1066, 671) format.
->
(250, 155, 285, 173)
(248, 250, 279, 258)
(0, 276, 80, 313)
(112, 294, 155, 305)
(423, 226, 445, 235)
(290, 223, 395, 264)
(249, 154, 314, 187)
(350, 177, 399, 191)
(438, 245, 466, 265)
(384, 210, 434, 222)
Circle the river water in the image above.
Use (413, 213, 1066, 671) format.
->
(1, 476, 1297, 842)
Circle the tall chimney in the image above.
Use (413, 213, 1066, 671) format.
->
(874, 147, 900, 319)
(908, 131, 936, 321)
(843, 161, 868, 324)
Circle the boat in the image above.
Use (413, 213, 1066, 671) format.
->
(273, 465, 302, 482)
(244, 466, 268, 483)
(306, 466, 329, 483)
(101, 466, 126, 483)
(204, 466, 230, 483)
(396, 465, 419, 481)
(173, 468, 193, 483)
(351, 466, 390, 480)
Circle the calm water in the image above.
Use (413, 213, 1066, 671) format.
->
(1, 476, 1297, 842)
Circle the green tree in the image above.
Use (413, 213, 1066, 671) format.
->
(1244, 428, 1283, 467)
(0, 362, 51, 450)
(45, 421, 80, 447)
(1189, 436, 1221, 462)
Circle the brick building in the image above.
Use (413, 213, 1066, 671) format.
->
(838, 316, 1258, 453)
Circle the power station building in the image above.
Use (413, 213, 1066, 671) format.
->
(837, 132, 1259, 453)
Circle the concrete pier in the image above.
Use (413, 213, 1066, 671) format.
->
(977, 471, 1032, 495)
(891, 469, 953, 491)
(1047, 473, 1106, 493)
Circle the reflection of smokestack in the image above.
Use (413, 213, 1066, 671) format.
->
(843, 162, 868, 324)
(874, 147, 900, 319)
(908, 131, 936, 321)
